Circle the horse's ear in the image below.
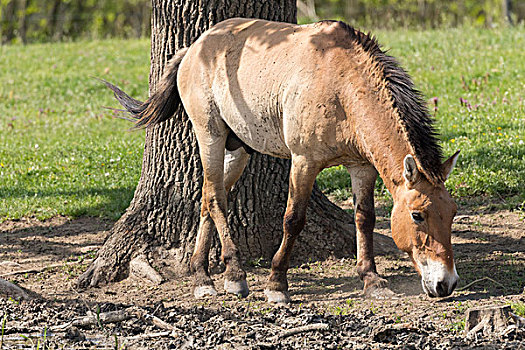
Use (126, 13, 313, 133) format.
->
(403, 154, 420, 186)
(442, 150, 460, 181)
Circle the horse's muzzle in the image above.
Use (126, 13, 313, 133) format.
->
(420, 260, 459, 298)
(423, 277, 458, 297)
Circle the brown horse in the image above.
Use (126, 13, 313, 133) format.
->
(105, 18, 460, 303)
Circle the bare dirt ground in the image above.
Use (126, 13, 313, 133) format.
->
(0, 201, 524, 349)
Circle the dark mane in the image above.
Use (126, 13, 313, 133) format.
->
(322, 20, 444, 184)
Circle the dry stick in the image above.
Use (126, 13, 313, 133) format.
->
(51, 309, 134, 331)
(270, 323, 330, 341)
(147, 314, 175, 331)
(456, 277, 506, 292)
(0, 259, 94, 278)
(125, 331, 172, 342)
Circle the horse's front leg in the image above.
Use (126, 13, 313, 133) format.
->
(348, 165, 393, 297)
(265, 156, 319, 304)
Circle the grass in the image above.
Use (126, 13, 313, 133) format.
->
(1, 26, 524, 221)
(0, 39, 149, 220)
(511, 301, 525, 317)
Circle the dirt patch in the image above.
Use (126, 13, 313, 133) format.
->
(0, 206, 523, 349)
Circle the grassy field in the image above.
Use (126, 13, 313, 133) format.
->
(1, 26, 524, 221)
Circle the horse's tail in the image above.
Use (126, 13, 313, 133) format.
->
(102, 47, 189, 129)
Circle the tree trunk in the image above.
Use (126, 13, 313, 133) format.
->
(78, 0, 356, 288)
(17, 0, 30, 44)
(48, 0, 63, 41)
(1, 0, 18, 44)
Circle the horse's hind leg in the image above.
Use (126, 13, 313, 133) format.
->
(190, 127, 250, 298)
(348, 165, 393, 297)
(191, 200, 217, 298)
(191, 148, 250, 298)
(265, 155, 320, 304)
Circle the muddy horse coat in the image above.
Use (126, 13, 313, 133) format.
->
(106, 18, 460, 302)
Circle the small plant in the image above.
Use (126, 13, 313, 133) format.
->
(247, 257, 265, 268)
(449, 319, 466, 333)
(1, 313, 7, 349)
(510, 301, 525, 317)
(96, 305, 104, 330)
(453, 301, 469, 314)
(369, 302, 379, 315)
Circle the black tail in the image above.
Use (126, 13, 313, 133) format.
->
(102, 47, 189, 129)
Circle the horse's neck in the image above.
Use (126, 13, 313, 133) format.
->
(349, 104, 409, 198)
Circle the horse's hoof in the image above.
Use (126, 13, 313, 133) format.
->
(193, 285, 217, 299)
(264, 289, 290, 304)
(224, 279, 249, 298)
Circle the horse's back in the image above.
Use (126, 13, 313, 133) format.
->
(177, 18, 359, 160)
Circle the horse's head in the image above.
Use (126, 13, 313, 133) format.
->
(391, 151, 460, 297)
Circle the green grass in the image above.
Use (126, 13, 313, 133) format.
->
(318, 25, 525, 208)
(1, 26, 524, 221)
(0, 39, 149, 220)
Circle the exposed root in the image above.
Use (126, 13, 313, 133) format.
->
(130, 254, 163, 285)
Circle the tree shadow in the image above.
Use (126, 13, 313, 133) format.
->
(0, 186, 136, 219)
(0, 217, 111, 262)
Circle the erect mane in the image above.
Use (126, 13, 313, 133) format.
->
(322, 20, 445, 185)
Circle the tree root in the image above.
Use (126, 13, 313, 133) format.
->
(130, 254, 163, 285)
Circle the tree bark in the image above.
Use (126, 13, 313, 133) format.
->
(78, 0, 356, 288)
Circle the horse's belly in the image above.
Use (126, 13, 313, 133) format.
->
(223, 112, 291, 159)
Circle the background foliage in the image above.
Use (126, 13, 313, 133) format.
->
(0, 0, 149, 44)
(0, 0, 524, 43)
(298, 0, 524, 28)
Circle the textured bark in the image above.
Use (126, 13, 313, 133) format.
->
(78, 0, 356, 288)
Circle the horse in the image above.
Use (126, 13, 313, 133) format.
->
(104, 18, 460, 303)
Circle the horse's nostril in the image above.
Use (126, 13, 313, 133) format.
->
(436, 281, 448, 297)
(450, 280, 458, 292)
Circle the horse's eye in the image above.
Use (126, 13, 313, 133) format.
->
(411, 212, 424, 223)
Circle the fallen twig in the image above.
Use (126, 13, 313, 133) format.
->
(270, 323, 329, 341)
(146, 314, 175, 331)
(125, 331, 172, 342)
(0, 259, 94, 278)
(456, 277, 506, 292)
